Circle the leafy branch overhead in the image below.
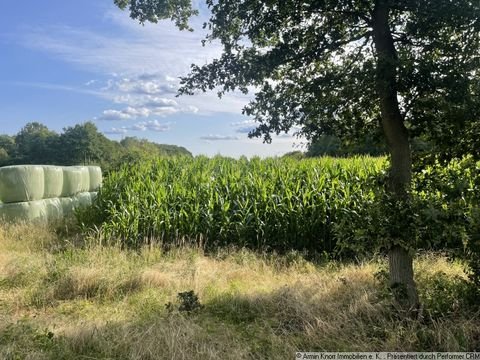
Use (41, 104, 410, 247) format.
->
(114, 0, 198, 30)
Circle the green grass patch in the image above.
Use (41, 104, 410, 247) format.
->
(0, 224, 479, 359)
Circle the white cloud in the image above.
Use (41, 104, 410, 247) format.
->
(96, 99, 192, 121)
(106, 76, 178, 96)
(123, 107, 148, 118)
(19, 8, 253, 118)
(9, 81, 105, 97)
(143, 97, 178, 108)
(290, 125, 303, 133)
(21, 9, 220, 77)
(131, 120, 172, 132)
(230, 120, 257, 127)
(230, 119, 257, 134)
(98, 109, 133, 121)
(200, 135, 241, 141)
(96, 106, 152, 121)
(105, 120, 172, 135)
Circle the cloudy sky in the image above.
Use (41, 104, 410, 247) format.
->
(0, 0, 305, 157)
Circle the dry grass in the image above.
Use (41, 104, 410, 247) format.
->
(0, 223, 479, 359)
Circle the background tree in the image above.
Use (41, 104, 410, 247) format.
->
(57, 122, 117, 165)
(0, 121, 191, 170)
(0, 135, 16, 166)
(120, 137, 191, 158)
(306, 134, 387, 157)
(15, 122, 59, 164)
(115, 0, 480, 310)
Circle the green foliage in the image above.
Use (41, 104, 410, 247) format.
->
(281, 151, 305, 160)
(114, 0, 480, 305)
(116, 0, 480, 158)
(374, 264, 478, 318)
(0, 122, 192, 170)
(56, 122, 117, 166)
(114, 0, 198, 30)
(0, 148, 9, 164)
(81, 156, 385, 252)
(307, 135, 387, 158)
(0, 135, 16, 166)
(334, 156, 480, 287)
(15, 122, 59, 165)
(419, 272, 476, 318)
(166, 290, 203, 313)
(307, 136, 343, 157)
(81, 155, 480, 288)
(119, 137, 191, 162)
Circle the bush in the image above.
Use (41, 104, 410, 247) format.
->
(334, 156, 480, 289)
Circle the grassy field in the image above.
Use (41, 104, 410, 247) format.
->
(1, 223, 478, 359)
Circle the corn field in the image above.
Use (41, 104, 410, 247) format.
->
(84, 156, 386, 251)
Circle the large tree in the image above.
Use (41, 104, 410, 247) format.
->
(15, 122, 59, 164)
(114, 0, 480, 310)
(58, 122, 120, 165)
(0, 135, 16, 166)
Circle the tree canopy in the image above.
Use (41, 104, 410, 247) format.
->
(117, 0, 479, 155)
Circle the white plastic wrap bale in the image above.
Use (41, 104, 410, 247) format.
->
(90, 192, 98, 203)
(75, 192, 92, 208)
(61, 167, 83, 197)
(87, 166, 102, 191)
(0, 165, 45, 203)
(75, 167, 90, 193)
(60, 197, 78, 217)
(0, 200, 47, 223)
(44, 198, 64, 222)
(43, 166, 64, 199)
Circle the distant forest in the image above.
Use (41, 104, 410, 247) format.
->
(0, 122, 191, 171)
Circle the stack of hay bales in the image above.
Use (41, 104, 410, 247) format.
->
(0, 165, 101, 224)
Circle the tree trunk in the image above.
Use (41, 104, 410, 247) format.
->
(372, 0, 420, 312)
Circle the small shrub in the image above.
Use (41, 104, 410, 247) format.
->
(166, 290, 203, 313)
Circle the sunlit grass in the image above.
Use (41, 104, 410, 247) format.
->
(0, 223, 478, 359)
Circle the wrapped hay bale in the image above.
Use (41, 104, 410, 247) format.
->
(87, 166, 102, 191)
(62, 167, 82, 197)
(44, 198, 63, 222)
(0, 200, 47, 224)
(75, 192, 92, 208)
(0, 165, 45, 203)
(75, 167, 90, 193)
(90, 191, 98, 203)
(60, 197, 78, 217)
(43, 166, 63, 199)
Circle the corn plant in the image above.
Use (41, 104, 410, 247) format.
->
(83, 155, 386, 252)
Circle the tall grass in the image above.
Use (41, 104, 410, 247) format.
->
(1, 223, 478, 359)
(83, 156, 386, 251)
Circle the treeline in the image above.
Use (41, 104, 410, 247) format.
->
(0, 122, 191, 171)
(283, 134, 430, 159)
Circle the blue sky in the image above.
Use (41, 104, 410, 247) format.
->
(0, 0, 305, 157)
